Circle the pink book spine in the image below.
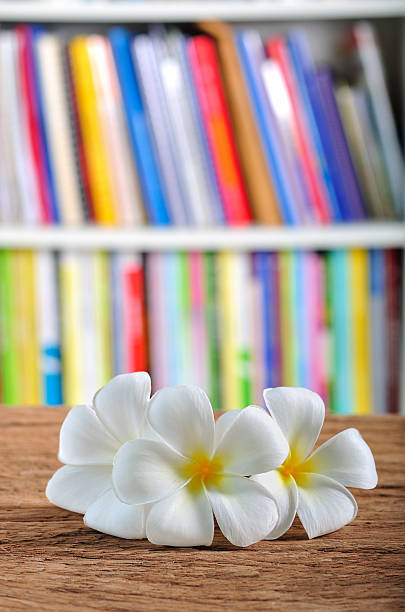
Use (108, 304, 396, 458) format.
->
(190, 253, 208, 391)
(308, 253, 325, 402)
(146, 254, 168, 393)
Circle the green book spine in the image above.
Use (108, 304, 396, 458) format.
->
(204, 253, 220, 411)
(280, 252, 296, 386)
(0, 251, 19, 403)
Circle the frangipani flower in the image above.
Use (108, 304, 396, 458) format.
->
(113, 385, 289, 547)
(46, 372, 152, 539)
(253, 387, 378, 539)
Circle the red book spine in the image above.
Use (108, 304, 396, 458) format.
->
(385, 249, 403, 414)
(266, 37, 331, 224)
(123, 261, 148, 373)
(17, 26, 52, 223)
(188, 36, 252, 225)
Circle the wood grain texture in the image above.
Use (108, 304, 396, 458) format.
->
(0, 406, 404, 611)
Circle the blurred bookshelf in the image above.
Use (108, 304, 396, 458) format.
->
(0, 1, 404, 414)
(1, 223, 404, 251)
(0, 1, 405, 22)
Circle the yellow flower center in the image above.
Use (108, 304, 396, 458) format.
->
(278, 451, 309, 486)
(181, 453, 223, 493)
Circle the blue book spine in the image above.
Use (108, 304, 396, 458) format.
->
(295, 252, 310, 387)
(165, 253, 181, 385)
(254, 252, 279, 388)
(236, 31, 300, 226)
(287, 32, 340, 222)
(42, 345, 63, 405)
(32, 27, 60, 223)
(109, 27, 171, 226)
(30, 26, 60, 223)
(369, 249, 386, 414)
(289, 31, 349, 221)
(317, 68, 367, 221)
(254, 253, 272, 389)
(329, 250, 353, 414)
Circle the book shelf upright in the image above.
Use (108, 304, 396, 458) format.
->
(0, 1, 404, 412)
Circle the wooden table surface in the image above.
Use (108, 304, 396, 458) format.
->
(1, 407, 404, 611)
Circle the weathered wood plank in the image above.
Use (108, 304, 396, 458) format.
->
(0, 406, 404, 611)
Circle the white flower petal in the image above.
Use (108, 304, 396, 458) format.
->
(84, 488, 146, 539)
(214, 406, 289, 476)
(302, 428, 378, 489)
(147, 385, 215, 458)
(296, 473, 358, 539)
(146, 486, 214, 547)
(112, 439, 188, 505)
(253, 470, 298, 540)
(214, 410, 241, 448)
(263, 387, 325, 462)
(58, 405, 120, 465)
(206, 475, 279, 547)
(94, 372, 151, 443)
(46, 465, 111, 514)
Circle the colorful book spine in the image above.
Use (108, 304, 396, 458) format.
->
(69, 37, 117, 225)
(36, 251, 63, 405)
(146, 253, 169, 391)
(369, 250, 387, 414)
(203, 252, 221, 411)
(352, 22, 404, 217)
(17, 26, 53, 223)
(109, 28, 170, 226)
(327, 251, 353, 414)
(190, 253, 209, 391)
(279, 251, 299, 386)
(287, 30, 341, 222)
(123, 254, 148, 373)
(59, 253, 84, 405)
(233, 252, 253, 409)
(188, 35, 251, 225)
(316, 68, 366, 221)
(32, 27, 60, 223)
(266, 37, 332, 224)
(385, 249, 403, 414)
(0, 251, 19, 403)
(15, 251, 41, 404)
(87, 35, 144, 226)
(217, 252, 239, 411)
(349, 249, 372, 414)
(236, 31, 303, 225)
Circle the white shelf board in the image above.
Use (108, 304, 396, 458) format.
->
(0, 1, 404, 22)
(0, 223, 404, 251)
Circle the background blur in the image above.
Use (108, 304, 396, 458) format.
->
(0, 0, 403, 414)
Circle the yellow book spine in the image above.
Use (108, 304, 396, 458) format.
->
(93, 252, 113, 388)
(69, 37, 117, 225)
(25, 252, 41, 404)
(217, 252, 239, 412)
(14, 252, 41, 404)
(60, 254, 83, 405)
(279, 252, 294, 386)
(350, 249, 373, 414)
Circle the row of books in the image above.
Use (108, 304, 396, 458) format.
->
(0, 22, 402, 227)
(0, 248, 402, 413)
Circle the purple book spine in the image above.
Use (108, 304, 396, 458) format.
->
(316, 68, 366, 220)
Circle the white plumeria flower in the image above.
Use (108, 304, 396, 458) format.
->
(253, 387, 378, 540)
(46, 372, 152, 539)
(112, 385, 289, 547)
